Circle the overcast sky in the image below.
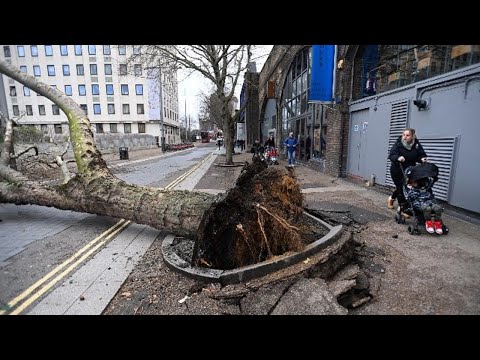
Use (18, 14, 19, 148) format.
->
(177, 45, 273, 129)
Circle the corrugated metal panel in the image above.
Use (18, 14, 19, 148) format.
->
(385, 100, 409, 186)
(419, 137, 456, 201)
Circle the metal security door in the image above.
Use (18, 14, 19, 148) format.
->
(347, 109, 369, 178)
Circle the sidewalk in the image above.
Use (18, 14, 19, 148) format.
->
(102, 145, 480, 315)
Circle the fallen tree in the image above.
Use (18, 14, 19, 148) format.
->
(0, 58, 307, 269)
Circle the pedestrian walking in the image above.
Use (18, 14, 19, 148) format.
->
(284, 132, 298, 167)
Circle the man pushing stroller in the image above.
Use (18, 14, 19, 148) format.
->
(403, 162, 447, 235)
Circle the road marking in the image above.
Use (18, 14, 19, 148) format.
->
(0, 219, 129, 315)
(9, 220, 131, 315)
(164, 152, 214, 190)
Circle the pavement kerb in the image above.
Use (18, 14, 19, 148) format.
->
(161, 212, 343, 285)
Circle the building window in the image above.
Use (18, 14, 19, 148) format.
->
(106, 84, 114, 95)
(138, 123, 146, 133)
(90, 64, 98, 75)
(122, 104, 130, 114)
(134, 64, 142, 76)
(118, 45, 126, 55)
(60, 45, 68, 56)
(104, 64, 112, 75)
(9, 86, 16, 97)
(107, 103, 115, 114)
(33, 65, 41, 76)
(26, 105, 33, 116)
(119, 64, 127, 75)
(133, 46, 141, 55)
(280, 46, 311, 123)
(54, 124, 63, 134)
(38, 105, 46, 115)
(137, 104, 145, 114)
(63, 64, 70, 76)
(124, 123, 131, 133)
(103, 45, 111, 55)
(12, 105, 19, 116)
(29, 45, 38, 57)
(121, 84, 129, 95)
(110, 123, 117, 133)
(52, 105, 60, 115)
(74, 45, 82, 55)
(91, 84, 99, 95)
(78, 85, 86, 96)
(76, 64, 84, 76)
(88, 45, 96, 55)
(93, 104, 101, 114)
(45, 45, 53, 56)
(17, 46, 25, 57)
(96, 123, 104, 133)
(47, 65, 55, 76)
(3, 46, 11, 57)
(41, 124, 48, 133)
(80, 104, 88, 115)
(65, 85, 72, 96)
(23, 86, 30, 96)
(20, 65, 27, 73)
(135, 84, 143, 95)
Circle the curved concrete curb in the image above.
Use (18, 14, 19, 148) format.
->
(213, 162, 247, 168)
(161, 212, 343, 285)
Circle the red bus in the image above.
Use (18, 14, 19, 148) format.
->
(200, 131, 210, 143)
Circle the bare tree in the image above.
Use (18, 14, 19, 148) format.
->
(124, 45, 255, 165)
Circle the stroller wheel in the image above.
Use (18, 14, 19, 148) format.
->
(442, 225, 449, 235)
(395, 213, 405, 223)
(407, 225, 414, 234)
(395, 214, 401, 223)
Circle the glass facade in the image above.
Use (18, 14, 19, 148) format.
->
(356, 45, 480, 100)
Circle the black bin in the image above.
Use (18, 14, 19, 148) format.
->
(119, 147, 129, 160)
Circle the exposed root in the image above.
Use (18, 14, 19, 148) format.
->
(255, 206, 272, 258)
(192, 158, 308, 270)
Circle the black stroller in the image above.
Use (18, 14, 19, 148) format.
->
(395, 162, 449, 235)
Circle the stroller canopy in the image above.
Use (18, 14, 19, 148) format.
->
(405, 162, 439, 181)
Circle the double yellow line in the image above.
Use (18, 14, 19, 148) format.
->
(0, 218, 131, 315)
(164, 152, 214, 190)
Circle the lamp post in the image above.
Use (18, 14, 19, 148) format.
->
(159, 60, 166, 152)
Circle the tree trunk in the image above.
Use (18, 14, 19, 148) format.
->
(0, 173, 219, 238)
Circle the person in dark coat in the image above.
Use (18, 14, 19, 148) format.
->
(264, 135, 275, 149)
(387, 128, 428, 212)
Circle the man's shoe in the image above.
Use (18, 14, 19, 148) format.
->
(387, 196, 394, 209)
(425, 220, 435, 234)
(434, 221, 443, 235)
